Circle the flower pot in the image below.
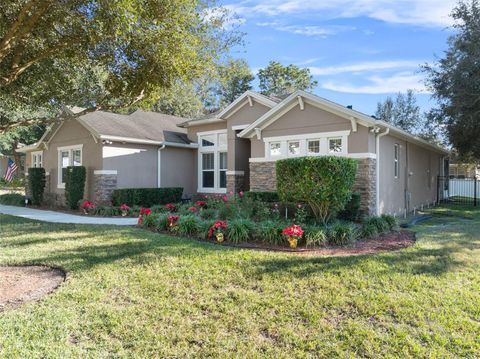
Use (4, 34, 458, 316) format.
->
(216, 233, 224, 242)
(121, 211, 127, 217)
(288, 236, 298, 248)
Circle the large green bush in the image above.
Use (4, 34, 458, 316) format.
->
(65, 166, 86, 209)
(28, 167, 46, 206)
(276, 156, 357, 224)
(112, 188, 183, 207)
(244, 191, 280, 203)
(338, 192, 361, 222)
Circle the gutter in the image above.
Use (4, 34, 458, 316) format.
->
(376, 127, 390, 215)
(157, 144, 166, 188)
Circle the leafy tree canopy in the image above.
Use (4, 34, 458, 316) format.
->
(424, 0, 480, 159)
(0, 0, 238, 132)
(375, 90, 421, 133)
(258, 61, 317, 97)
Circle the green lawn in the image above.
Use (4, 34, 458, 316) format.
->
(1, 206, 479, 357)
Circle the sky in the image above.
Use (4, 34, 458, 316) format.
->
(219, 0, 458, 116)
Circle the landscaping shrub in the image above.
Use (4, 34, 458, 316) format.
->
(244, 191, 280, 203)
(200, 208, 217, 220)
(0, 193, 25, 206)
(328, 222, 358, 246)
(381, 214, 398, 231)
(338, 192, 361, 222)
(276, 156, 357, 224)
(255, 221, 284, 245)
(154, 213, 170, 231)
(198, 219, 216, 239)
(142, 213, 159, 228)
(27, 167, 46, 206)
(226, 219, 254, 243)
(65, 166, 86, 210)
(93, 206, 120, 217)
(361, 216, 392, 238)
(304, 226, 328, 247)
(112, 188, 183, 207)
(178, 215, 201, 236)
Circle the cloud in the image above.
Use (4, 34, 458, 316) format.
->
(256, 21, 355, 37)
(309, 60, 421, 76)
(321, 72, 429, 94)
(226, 0, 457, 27)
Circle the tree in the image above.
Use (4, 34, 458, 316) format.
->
(0, 0, 238, 131)
(258, 61, 317, 97)
(424, 0, 480, 159)
(216, 58, 254, 105)
(375, 90, 421, 133)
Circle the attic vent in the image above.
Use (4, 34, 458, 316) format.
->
(346, 105, 353, 109)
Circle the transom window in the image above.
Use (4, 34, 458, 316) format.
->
(328, 138, 343, 153)
(198, 131, 227, 193)
(264, 131, 349, 159)
(31, 151, 43, 168)
(57, 145, 82, 188)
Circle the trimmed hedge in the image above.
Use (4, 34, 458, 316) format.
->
(0, 193, 25, 206)
(244, 191, 280, 203)
(277, 156, 357, 224)
(28, 167, 46, 206)
(112, 188, 183, 207)
(65, 166, 86, 210)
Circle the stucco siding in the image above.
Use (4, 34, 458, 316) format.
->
(44, 119, 102, 200)
(187, 122, 227, 142)
(102, 143, 158, 189)
(160, 147, 196, 196)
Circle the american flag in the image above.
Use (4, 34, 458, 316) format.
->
(4, 159, 18, 182)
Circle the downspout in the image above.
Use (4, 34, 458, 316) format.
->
(157, 144, 166, 188)
(376, 128, 390, 215)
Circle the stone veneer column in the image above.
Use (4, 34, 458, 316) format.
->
(249, 162, 277, 192)
(93, 170, 118, 204)
(352, 158, 377, 217)
(226, 171, 246, 193)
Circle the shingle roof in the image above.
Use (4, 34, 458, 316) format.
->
(78, 109, 191, 144)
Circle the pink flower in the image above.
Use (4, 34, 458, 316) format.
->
(208, 220, 228, 238)
(188, 207, 198, 213)
(229, 191, 234, 195)
(165, 203, 176, 212)
(223, 195, 229, 203)
(120, 203, 130, 211)
(167, 215, 180, 227)
(239, 191, 244, 198)
(296, 203, 303, 209)
(81, 201, 95, 210)
(282, 224, 304, 239)
(195, 201, 206, 207)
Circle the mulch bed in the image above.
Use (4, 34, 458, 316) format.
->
(218, 230, 416, 256)
(0, 265, 66, 312)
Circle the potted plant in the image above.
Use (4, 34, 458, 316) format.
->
(80, 200, 95, 215)
(208, 220, 228, 242)
(282, 224, 304, 248)
(119, 203, 130, 217)
(138, 208, 152, 226)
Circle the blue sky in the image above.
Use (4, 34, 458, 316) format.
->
(219, 0, 458, 116)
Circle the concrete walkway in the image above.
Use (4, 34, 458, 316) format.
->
(0, 205, 137, 226)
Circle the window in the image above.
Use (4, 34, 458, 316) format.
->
(31, 151, 43, 168)
(394, 144, 399, 178)
(57, 145, 82, 188)
(328, 138, 342, 153)
(219, 152, 227, 188)
(307, 140, 320, 154)
(198, 131, 227, 193)
(288, 141, 300, 156)
(269, 142, 282, 157)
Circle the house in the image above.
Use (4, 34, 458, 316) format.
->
(17, 109, 197, 206)
(18, 90, 448, 216)
(449, 162, 479, 178)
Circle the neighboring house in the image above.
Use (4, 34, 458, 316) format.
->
(449, 162, 479, 178)
(17, 109, 197, 206)
(180, 90, 449, 216)
(18, 90, 448, 216)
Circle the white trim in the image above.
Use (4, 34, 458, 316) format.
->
(350, 118, 358, 132)
(197, 130, 228, 192)
(232, 124, 249, 131)
(31, 151, 43, 168)
(196, 129, 227, 136)
(216, 90, 277, 120)
(197, 188, 227, 194)
(93, 170, 118, 175)
(178, 118, 225, 128)
(162, 142, 198, 149)
(45, 172, 50, 176)
(226, 170, 245, 175)
(157, 144, 165, 188)
(247, 95, 253, 107)
(376, 128, 390, 215)
(298, 96, 304, 110)
(99, 135, 162, 145)
(249, 153, 376, 163)
(57, 144, 84, 151)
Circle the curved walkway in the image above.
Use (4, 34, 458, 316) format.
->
(0, 205, 137, 226)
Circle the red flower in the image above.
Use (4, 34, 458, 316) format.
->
(165, 203, 176, 212)
(120, 203, 130, 211)
(239, 191, 244, 198)
(81, 201, 95, 210)
(137, 207, 152, 225)
(208, 220, 228, 238)
(188, 207, 198, 213)
(282, 224, 304, 239)
(167, 215, 180, 227)
(222, 195, 229, 203)
(195, 201, 206, 207)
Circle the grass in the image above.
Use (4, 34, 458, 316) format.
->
(0, 205, 479, 357)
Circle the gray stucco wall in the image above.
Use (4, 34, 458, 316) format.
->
(160, 147, 196, 197)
